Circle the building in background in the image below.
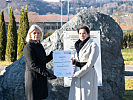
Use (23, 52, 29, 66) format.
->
(4, 14, 75, 34)
(4, 13, 133, 35)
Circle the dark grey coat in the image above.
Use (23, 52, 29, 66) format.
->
(23, 40, 53, 100)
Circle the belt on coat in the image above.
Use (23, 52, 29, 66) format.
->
(75, 62, 94, 69)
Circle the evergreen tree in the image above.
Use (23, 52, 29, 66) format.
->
(5, 7, 17, 62)
(23, 5, 29, 36)
(0, 10, 6, 61)
(17, 6, 29, 59)
(17, 7, 24, 59)
(23, 5, 29, 40)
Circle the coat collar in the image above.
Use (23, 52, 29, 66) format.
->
(78, 38, 93, 60)
(75, 37, 90, 55)
(29, 39, 40, 44)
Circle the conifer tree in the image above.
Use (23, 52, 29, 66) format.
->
(23, 5, 29, 35)
(5, 7, 17, 62)
(17, 7, 24, 59)
(23, 5, 29, 40)
(0, 10, 6, 60)
(17, 6, 29, 59)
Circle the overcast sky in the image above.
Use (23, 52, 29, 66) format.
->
(42, 0, 124, 2)
(43, 0, 61, 2)
(43, 0, 68, 2)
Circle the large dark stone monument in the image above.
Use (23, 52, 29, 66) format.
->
(0, 9, 125, 100)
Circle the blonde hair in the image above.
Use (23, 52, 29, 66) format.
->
(26, 24, 44, 42)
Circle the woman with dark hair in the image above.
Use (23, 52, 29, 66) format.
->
(23, 24, 56, 100)
(68, 26, 99, 100)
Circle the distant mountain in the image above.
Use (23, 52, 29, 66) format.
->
(0, 0, 133, 15)
(0, 0, 61, 15)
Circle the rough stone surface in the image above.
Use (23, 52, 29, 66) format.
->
(0, 9, 124, 100)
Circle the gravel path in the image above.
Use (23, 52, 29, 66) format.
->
(125, 65, 133, 71)
(125, 65, 133, 79)
(0, 66, 7, 72)
(0, 66, 7, 75)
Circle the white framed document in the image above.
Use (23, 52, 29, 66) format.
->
(53, 50, 73, 77)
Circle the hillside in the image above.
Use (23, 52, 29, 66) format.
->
(0, 0, 133, 15)
(0, 0, 61, 15)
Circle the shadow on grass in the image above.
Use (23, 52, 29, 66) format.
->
(123, 90, 133, 100)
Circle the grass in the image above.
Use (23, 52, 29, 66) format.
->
(123, 90, 133, 100)
(123, 79, 133, 100)
(121, 48, 133, 65)
(125, 79, 133, 90)
(0, 61, 13, 66)
(122, 48, 133, 99)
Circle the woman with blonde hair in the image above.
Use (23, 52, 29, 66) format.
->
(23, 24, 56, 100)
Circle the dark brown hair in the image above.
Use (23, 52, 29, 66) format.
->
(77, 26, 90, 34)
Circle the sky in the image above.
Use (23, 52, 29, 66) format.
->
(43, 0, 68, 2)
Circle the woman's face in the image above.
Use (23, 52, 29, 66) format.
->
(30, 28, 42, 42)
(78, 29, 89, 41)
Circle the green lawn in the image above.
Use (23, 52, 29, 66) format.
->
(123, 90, 133, 100)
(125, 79, 133, 90)
(123, 79, 133, 100)
(0, 61, 13, 66)
(122, 48, 133, 99)
(121, 48, 133, 65)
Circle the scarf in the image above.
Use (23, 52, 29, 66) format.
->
(75, 37, 90, 57)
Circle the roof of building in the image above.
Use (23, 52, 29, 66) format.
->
(120, 26, 133, 31)
(4, 14, 133, 31)
(4, 14, 75, 23)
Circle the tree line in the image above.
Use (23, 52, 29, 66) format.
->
(0, 6, 29, 62)
(123, 32, 133, 49)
